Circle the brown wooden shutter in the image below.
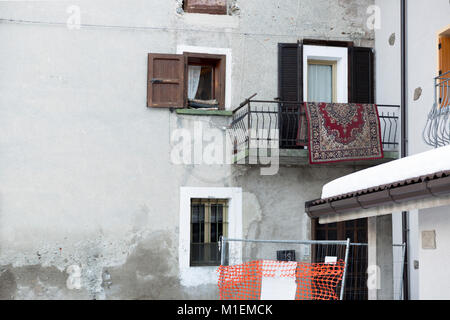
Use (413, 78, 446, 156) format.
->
(278, 43, 306, 147)
(348, 47, 375, 104)
(147, 53, 185, 108)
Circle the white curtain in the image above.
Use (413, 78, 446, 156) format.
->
(308, 64, 332, 103)
(188, 65, 202, 100)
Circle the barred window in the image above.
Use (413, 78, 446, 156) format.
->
(190, 199, 228, 266)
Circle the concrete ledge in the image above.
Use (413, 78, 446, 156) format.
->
(232, 148, 399, 167)
(175, 109, 233, 116)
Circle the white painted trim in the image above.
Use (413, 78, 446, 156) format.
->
(178, 187, 242, 287)
(177, 45, 232, 110)
(303, 45, 348, 103)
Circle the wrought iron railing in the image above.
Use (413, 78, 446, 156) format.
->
(230, 95, 400, 158)
(423, 71, 450, 147)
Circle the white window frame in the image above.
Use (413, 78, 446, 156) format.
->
(179, 187, 242, 287)
(303, 45, 348, 103)
(177, 45, 232, 110)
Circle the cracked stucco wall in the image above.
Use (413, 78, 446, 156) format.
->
(0, 0, 374, 299)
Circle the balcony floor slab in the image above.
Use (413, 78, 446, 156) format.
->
(232, 148, 399, 167)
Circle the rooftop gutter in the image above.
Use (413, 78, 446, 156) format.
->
(305, 171, 450, 218)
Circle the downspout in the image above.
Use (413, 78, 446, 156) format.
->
(400, 0, 410, 300)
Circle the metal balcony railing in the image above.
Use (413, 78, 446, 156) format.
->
(230, 95, 400, 158)
(423, 71, 450, 147)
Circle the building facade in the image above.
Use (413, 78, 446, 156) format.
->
(0, 0, 401, 300)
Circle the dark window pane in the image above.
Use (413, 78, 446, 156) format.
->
(345, 230, 354, 241)
(218, 223, 223, 239)
(211, 223, 217, 243)
(357, 229, 367, 243)
(346, 220, 355, 228)
(192, 204, 205, 223)
(194, 66, 213, 101)
(216, 205, 223, 222)
(210, 243, 219, 262)
(328, 229, 338, 240)
(192, 224, 200, 243)
(200, 220, 204, 243)
(192, 206, 199, 223)
(357, 218, 367, 227)
(190, 243, 205, 266)
(316, 230, 326, 240)
(191, 203, 205, 244)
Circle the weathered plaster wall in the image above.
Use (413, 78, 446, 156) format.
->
(418, 206, 450, 300)
(0, 0, 374, 299)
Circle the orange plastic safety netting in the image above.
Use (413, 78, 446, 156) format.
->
(217, 260, 345, 300)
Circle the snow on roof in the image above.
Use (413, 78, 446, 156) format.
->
(321, 145, 450, 200)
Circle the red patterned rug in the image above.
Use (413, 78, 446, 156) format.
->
(304, 102, 384, 164)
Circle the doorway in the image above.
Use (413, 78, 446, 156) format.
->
(312, 218, 368, 300)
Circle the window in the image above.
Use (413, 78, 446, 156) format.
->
(183, 0, 228, 15)
(307, 60, 337, 103)
(147, 52, 226, 109)
(190, 199, 228, 266)
(179, 187, 241, 286)
(185, 52, 226, 109)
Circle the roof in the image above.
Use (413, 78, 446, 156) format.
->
(321, 145, 450, 199)
(305, 145, 450, 218)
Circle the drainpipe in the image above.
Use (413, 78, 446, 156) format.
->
(400, 0, 410, 301)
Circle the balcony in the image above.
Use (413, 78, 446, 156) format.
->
(423, 71, 450, 147)
(230, 96, 400, 166)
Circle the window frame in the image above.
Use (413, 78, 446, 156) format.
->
(190, 198, 229, 267)
(307, 59, 338, 103)
(302, 45, 349, 104)
(184, 52, 226, 109)
(179, 187, 242, 286)
(183, 0, 228, 15)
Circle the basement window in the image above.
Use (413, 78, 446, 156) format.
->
(190, 199, 228, 267)
(183, 0, 228, 15)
